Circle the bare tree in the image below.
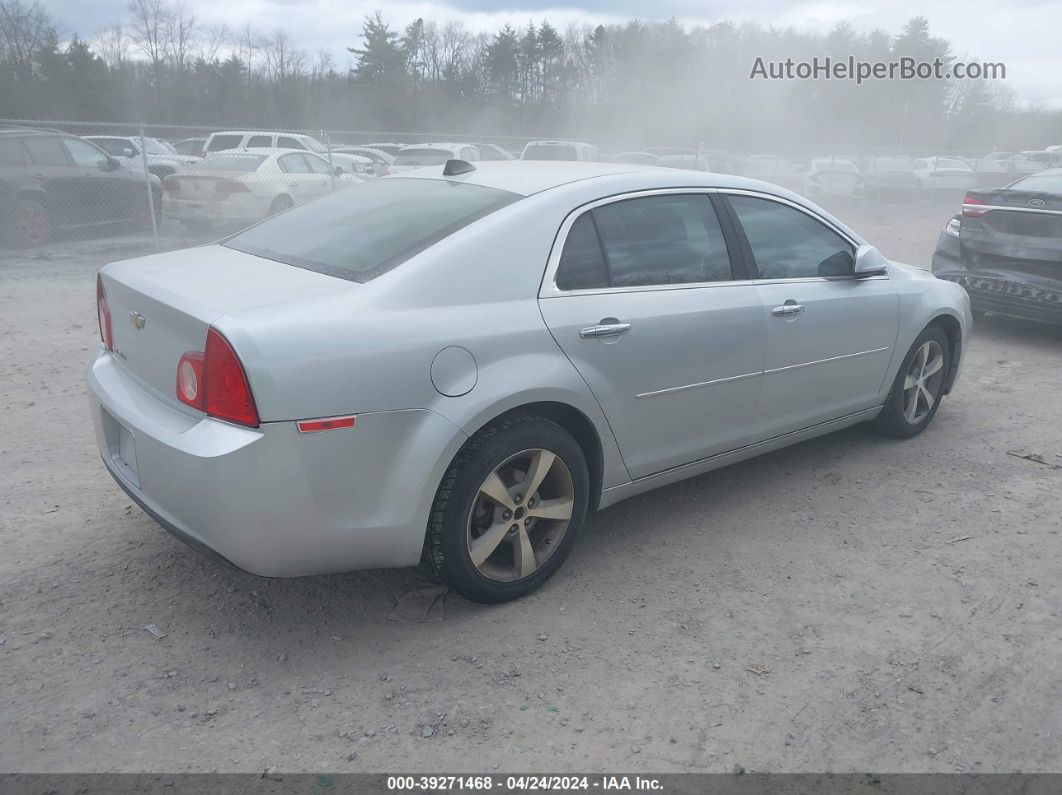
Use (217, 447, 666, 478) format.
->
(127, 0, 171, 115)
(164, 1, 197, 72)
(0, 0, 52, 80)
(94, 22, 130, 69)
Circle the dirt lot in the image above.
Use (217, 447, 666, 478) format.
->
(2, 201, 1061, 774)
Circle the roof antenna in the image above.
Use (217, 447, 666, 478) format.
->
(443, 159, 476, 176)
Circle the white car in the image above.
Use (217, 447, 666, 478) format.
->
(202, 130, 329, 158)
(743, 155, 803, 192)
(331, 146, 395, 175)
(799, 157, 863, 198)
(324, 151, 375, 179)
(913, 157, 976, 193)
(391, 142, 481, 173)
(85, 135, 199, 178)
(476, 143, 515, 161)
(161, 148, 349, 227)
(521, 141, 600, 162)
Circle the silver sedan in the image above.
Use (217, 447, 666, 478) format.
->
(88, 162, 971, 602)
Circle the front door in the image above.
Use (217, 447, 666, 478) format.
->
(722, 193, 899, 439)
(539, 192, 767, 479)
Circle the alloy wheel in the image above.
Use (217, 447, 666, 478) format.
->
(466, 448, 575, 583)
(902, 340, 945, 424)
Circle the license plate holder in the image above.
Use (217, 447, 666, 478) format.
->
(102, 408, 140, 487)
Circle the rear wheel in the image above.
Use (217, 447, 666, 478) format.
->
(427, 414, 589, 603)
(268, 194, 293, 217)
(874, 324, 951, 439)
(12, 198, 50, 248)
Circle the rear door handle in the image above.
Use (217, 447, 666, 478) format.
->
(771, 303, 804, 317)
(580, 321, 632, 339)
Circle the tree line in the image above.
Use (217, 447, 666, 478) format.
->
(1, 0, 1059, 151)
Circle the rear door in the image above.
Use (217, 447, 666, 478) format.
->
(277, 153, 319, 203)
(538, 191, 766, 479)
(722, 192, 898, 438)
(61, 137, 137, 224)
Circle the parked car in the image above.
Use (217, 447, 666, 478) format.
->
(202, 130, 328, 157)
(161, 148, 347, 228)
(521, 140, 600, 162)
(391, 143, 481, 173)
(331, 146, 394, 175)
(89, 162, 969, 603)
(800, 157, 863, 198)
(172, 137, 207, 157)
(476, 144, 515, 161)
(85, 135, 199, 179)
(611, 152, 660, 166)
(1, 128, 161, 247)
(933, 169, 1062, 325)
(364, 142, 405, 157)
(643, 147, 706, 170)
(1021, 150, 1062, 169)
(859, 156, 918, 198)
(741, 155, 802, 192)
(324, 151, 375, 179)
(912, 157, 976, 194)
(979, 151, 1042, 178)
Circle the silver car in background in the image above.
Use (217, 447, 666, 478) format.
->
(88, 162, 971, 602)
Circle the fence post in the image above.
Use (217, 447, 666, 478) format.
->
(139, 125, 160, 250)
(323, 130, 336, 192)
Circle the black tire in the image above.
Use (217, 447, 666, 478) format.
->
(268, 194, 293, 217)
(874, 323, 952, 439)
(11, 197, 51, 248)
(427, 414, 589, 604)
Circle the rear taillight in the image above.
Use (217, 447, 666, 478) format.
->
(962, 194, 988, 218)
(215, 179, 250, 194)
(163, 177, 180, 193)
(96, 274, 113, 351)
(176, 328, 259, 427)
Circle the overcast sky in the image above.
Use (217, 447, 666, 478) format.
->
(48, 0, 1062, 108)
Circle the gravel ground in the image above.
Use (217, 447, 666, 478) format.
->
(1, 200, 1061, 774)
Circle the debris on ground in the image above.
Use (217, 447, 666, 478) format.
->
(144, 624, 166, 640)
(387, 584, 448, 623)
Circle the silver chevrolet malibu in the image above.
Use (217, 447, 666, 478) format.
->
(88, 162, 971, 602)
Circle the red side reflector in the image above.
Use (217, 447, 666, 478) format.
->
(297, 415, 357, 433)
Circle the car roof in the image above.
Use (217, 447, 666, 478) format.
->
(398, 142, 475, 150)
(387, 161, 803, 198)
(0, 127, 66, 137)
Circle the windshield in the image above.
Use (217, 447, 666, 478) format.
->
(194, 154, 267, 172)
(522, 144, 577, 161)
(393, 148, 453, 167)
(223, 178, 520, 282)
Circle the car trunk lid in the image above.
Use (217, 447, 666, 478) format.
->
(961, 188, 1062, 272)
(99, 245, 353, 412)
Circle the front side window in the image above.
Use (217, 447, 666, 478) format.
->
(304, 154, 333, 175)
(278, 136, 306, 150)
(207, 134, 243, 152)
(278, 153, 310, 174)
(90, 138, 137, 156)
(555, 194, 734, 290)
(246, 135, 271, 148)
(727, 195, 855, 279)
(63, 138, 110, 168)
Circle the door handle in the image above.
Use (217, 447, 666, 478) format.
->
(580, 321, 632, 339)
(771, 303, 804, 317)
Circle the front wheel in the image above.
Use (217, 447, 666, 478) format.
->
(427, 414, 589, 603)
(874, 324, 951, 439)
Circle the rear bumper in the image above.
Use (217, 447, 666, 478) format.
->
(88, 351, 467, 576)
(933, 247, 1062, 326)
(162, 194, 269, 224)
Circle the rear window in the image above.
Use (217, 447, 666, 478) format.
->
(207, 134, 244, 152)
(223, 178, 520, 282)
(195, 154, 266, 172)
(1009, 174, 1062, 193)
(523, 144, 577, 161)
(393, 148, 452, 167)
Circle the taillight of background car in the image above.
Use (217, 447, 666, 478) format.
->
(962, 195, 988, 218)
(163, 176, 180, 193)
(176, 328, 259, 427)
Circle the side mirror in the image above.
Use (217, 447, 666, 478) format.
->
(102, 156, 120, 172)
(854, 244, 889, 278)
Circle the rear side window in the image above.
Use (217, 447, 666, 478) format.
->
(728, 195, 854, 279)
(555, 195, 734, 290)
(208, 134, 243, 152)
(224, 178, 520, 282)
(24, 136, 70, 166)
(0, 139, 26, 166)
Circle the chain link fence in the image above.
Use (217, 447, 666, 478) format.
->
(2, 117, 1052, 251)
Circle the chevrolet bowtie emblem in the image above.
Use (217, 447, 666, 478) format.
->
(130, 311, 146, 330)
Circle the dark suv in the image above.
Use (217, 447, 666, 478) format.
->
(0, 128, 162, 248)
